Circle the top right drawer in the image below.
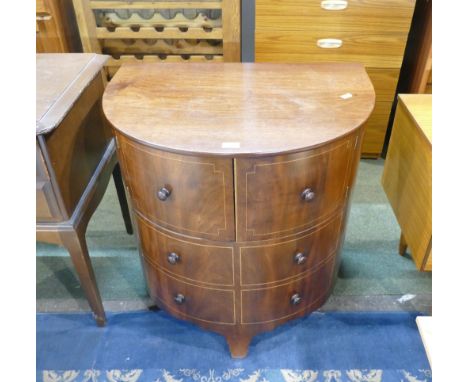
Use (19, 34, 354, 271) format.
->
(256, 0, 416, 33)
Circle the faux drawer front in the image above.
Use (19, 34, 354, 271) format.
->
(256, 0, 415, 33)
(235, 137, 354, 241)
(255, 29, 409, 68)
(146, 263, 236, 325)
(137, 215, 235, 287)
(117, 135, 235, 241)
(240, 212, 343, 286)
(241, 256, 335, 324)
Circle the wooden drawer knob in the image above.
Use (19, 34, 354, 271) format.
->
(167, 252, 180, 265)
(301, 188, 315, 202)
(290, 293, 302, 305)
(174, 293, 185, 305)
(294, 252, 307, 265)
(157, 186, 171, 201)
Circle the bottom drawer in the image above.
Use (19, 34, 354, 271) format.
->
(145, 261, 235, 325)
(241, 256, 335, 324)
(361, 101, 393, 157)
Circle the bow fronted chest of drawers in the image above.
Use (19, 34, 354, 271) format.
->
(103, 63, 375, 357)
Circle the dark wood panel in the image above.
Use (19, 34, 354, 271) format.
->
(235, 135, 356, 241)
(117, 133, 235, 241)
(136, 215, 235, 286)
(240, 212, 343, 286)
(145, 261, 236, 325)
(44, 75, 112, 217)
(241, 255, 336, 324)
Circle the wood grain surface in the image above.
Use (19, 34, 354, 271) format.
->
(381, 94, 432, 271)
(103, 63, 375, 156)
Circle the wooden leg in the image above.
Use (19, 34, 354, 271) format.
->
(399, 232, 408, 256)
(61, 231, 106, 326)
(226, 334, 252, 359)
(113, 163, 133, 235)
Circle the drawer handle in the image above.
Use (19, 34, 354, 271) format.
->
(294, 252, 307, 265)
(174, 293, 185, 305)
(291, 293, 302, 306)
(167, 252, 180, 265)
(317, 39, 343, 49)
(157, 186, 171, 201)
(321, 0, 348, 11)
(301, 188, 315, 202)
(36, 12, 52, 21)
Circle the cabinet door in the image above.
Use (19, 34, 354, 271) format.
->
(235, 136, 355, 241)
(118, 135, 235, 241)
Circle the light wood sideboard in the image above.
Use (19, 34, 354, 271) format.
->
(103, 62, 375, 357)
(255, 0, 416, 158)
(36, 54, 133, 325)
(382, 94, 432, 271)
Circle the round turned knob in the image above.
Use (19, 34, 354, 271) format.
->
(167, 252, 180, 265)
(301, 188, 315, 202)
(157, 187, 171, 201)
(174, 293, 185, 305)
(294, 252, 307, 265)
(291, 293, 302, 306)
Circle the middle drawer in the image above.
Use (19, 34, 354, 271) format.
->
(137, 215, 235, 287)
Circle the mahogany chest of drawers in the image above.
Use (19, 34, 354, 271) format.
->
(255, 0, 416, 157)
(103, 62, 375, 357)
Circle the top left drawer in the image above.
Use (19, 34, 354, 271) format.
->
(116, 134, 235, 241)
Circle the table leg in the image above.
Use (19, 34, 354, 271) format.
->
(61, 230, 106, 326)
(399, 232, 408, 256)
(113, 163, 133, 235)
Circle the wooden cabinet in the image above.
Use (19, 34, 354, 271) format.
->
(104, 63, 375, 357)
(381, 94, 432, 271)
(255, 0, 416, 158)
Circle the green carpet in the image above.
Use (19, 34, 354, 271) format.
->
(36, 160, 431, 303)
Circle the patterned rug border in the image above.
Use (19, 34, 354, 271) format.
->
(39, 368, 432, 382)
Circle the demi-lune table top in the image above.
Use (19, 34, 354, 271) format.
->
(36, 53, 108, 135)
(103, 63, 375, 156)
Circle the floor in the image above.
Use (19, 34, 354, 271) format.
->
(36, 159, 432, 314)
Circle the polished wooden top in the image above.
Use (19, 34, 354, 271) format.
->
(398, 94, 432, 145)
(103, 63, 375, 156)
(36, 53, 108, 135)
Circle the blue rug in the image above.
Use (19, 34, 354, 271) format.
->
(37, 311, 431, 382)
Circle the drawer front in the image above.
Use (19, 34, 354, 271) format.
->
(36, 141, 62, 222)
(240, 212, 343, 286)
(117, 134, 235, 241)
(235, 136, 355, 241)
(146, 263, 235, 325)
(361, 101, 393, 156)
(137, 215, 235, 286)
(255, 29, 409, 68)
(257, 0, 415, 33)
(367, 68, 399, 103)
(241, 256, 335, 324)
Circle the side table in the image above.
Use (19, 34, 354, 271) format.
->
(36, 53, 133, 325)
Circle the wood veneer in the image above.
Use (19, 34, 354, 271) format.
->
(104, 63, 375, 357)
